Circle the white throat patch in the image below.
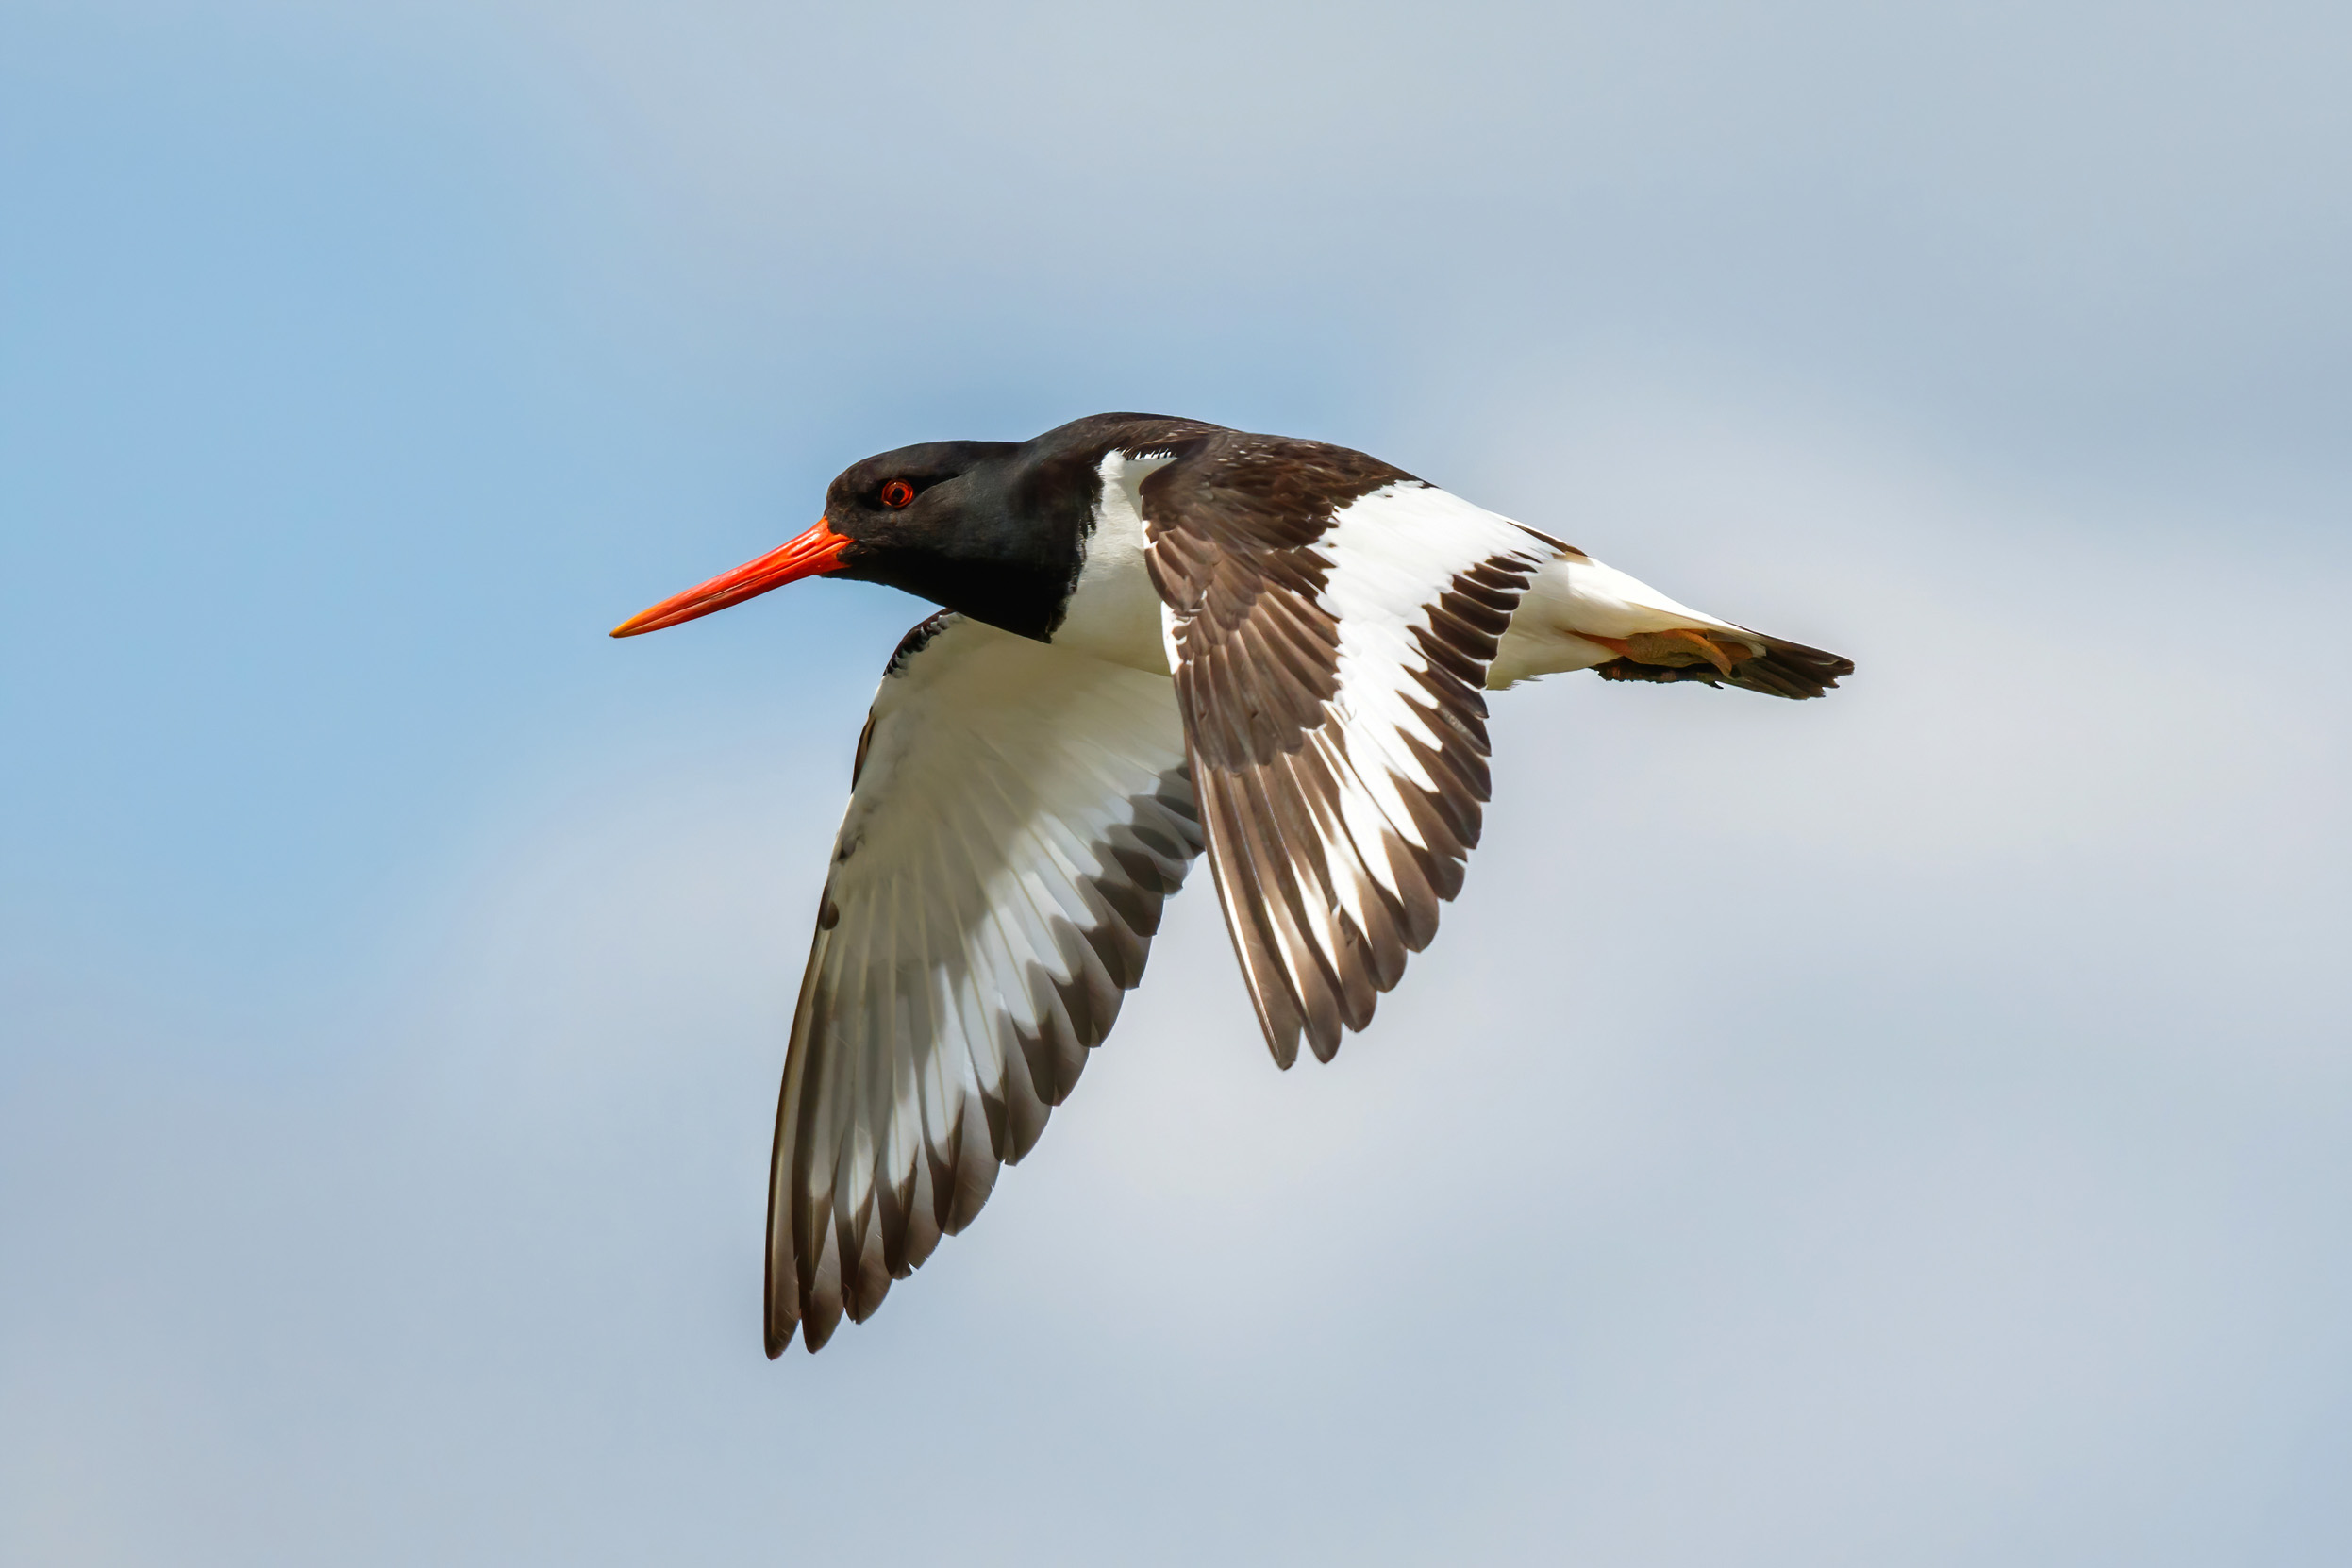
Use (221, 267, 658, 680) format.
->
(1049, 448, 1180, 675)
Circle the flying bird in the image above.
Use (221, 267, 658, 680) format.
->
(611, 413, 1852, 1356)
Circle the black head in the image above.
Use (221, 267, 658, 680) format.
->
(610, 414, 1218, 642)
(818, 438, 1082, 638)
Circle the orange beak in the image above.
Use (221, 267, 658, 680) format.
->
(609, 519, 853, 638)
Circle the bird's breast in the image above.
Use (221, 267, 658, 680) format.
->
(1046, 449, 1178, 676)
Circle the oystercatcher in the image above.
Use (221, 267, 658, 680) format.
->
(611, 413, 1852, 1355)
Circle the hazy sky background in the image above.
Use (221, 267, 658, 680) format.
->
(5, 2, 2348, 1562)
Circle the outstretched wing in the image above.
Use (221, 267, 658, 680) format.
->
(767, 613, 1201, 1355)
(1139, 432, 1553, 1068)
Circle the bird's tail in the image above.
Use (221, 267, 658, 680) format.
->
(1486, 543, 1853, 697)
(1592, 632, 1853, 699)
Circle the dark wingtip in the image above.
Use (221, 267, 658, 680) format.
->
(763, 1295, 798, 1358)
(1250, 996, 1301, 1069)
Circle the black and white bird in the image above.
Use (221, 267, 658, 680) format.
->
(611, 413, 1852, 1356)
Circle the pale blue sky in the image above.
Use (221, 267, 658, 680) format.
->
(5, 3, 2348, 1563)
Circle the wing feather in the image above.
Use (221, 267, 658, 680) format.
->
(1142, 433, 1549, 1066)
(763, 614, 1201, 1355)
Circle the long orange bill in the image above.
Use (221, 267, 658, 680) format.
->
(609, 519, 852, 638)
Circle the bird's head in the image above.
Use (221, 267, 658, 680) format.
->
(609, 437, 1067, 640)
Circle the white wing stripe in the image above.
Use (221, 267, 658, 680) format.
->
(766, 616, 1202, 1352)
(1150, 459, 1548, 1065)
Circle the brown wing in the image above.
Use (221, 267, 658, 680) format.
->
(1139, 432, 1552, 1067)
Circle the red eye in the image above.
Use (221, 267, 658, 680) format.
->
(879, 479, 915, 509)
